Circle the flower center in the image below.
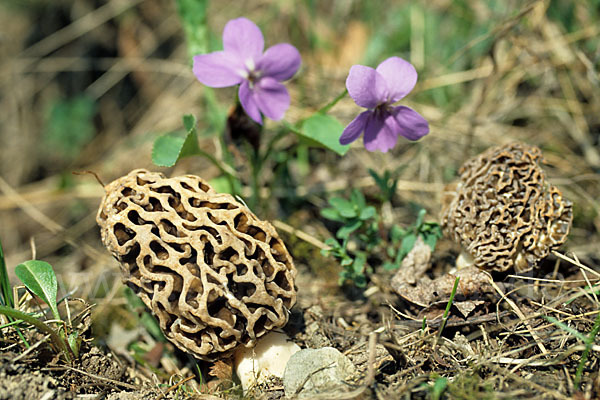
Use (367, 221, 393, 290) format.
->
(373, 101, 392, 118)
(243, 59, 262, 87)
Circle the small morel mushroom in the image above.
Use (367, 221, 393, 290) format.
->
(96, 169, 297, 371)
(441, 142, 573, 272)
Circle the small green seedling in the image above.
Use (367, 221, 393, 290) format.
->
(321, 189, 379, 287)
(383, 208, 443, 270)
(321, 189, 379, 244)
(368, 168, 399, 203)
(0, 237, 79, 363)
(321, 191, 443, 287)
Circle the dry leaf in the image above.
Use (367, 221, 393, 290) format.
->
(391, 237, 494, 317)
(208, 360, 233, 380)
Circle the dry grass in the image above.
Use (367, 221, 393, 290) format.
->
(1, 0, 599, 398)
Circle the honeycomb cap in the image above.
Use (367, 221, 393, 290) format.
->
(97, 169, 297, 361)
(441, 143, 572, 273)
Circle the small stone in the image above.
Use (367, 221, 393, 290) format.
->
(283, 347, 356, 398)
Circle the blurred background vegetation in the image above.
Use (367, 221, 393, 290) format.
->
(0, 0, 599, 323)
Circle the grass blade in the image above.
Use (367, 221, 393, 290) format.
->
(434, 276, 460, 348)
(0, 236, 13, 308)
(0, 305, 72, 363)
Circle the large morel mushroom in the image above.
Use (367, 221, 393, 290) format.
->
(441, 142, 573, 272)
(97, 169, 297, 361)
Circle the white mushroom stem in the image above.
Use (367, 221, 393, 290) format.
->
(233, 331, 300, 393)
(456, 251, 474, 269)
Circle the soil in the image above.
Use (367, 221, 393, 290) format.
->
(2, 256, 599, 399)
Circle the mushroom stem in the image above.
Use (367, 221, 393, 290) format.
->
(456, 251, 474, 269)
(233, 331, 300, 393)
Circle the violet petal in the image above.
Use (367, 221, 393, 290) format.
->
(363, 113, 387, 152)
(239, 81, 263, 124)
(223, 18, 264, 63)
(392, 106, 430, 140)
(339, 111, 369, 145)
(363, 112, 398, 152)
(192, 51, 244, 88)
(253, 77, 290, 121)
(376, 57, 417, 102)
(346, 65, 388, 109)
(257, 43, 301, 81)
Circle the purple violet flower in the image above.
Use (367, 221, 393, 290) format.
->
(193, 17, 301, 125)
(340, 57, 429, 152)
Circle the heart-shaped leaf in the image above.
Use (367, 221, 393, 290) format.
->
(298, 113, 350, 156)
(152, 115, 201, 167)
(15, 260, 59, 320)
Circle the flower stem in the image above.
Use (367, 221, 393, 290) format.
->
(317, 89, 348, 114)
(195, 147, 240, 195)
(249, 149, 262, 211)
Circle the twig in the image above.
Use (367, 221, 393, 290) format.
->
(364, 329, 380, 388)
(156, 375, 195, 400)
(488, 276, 549, 355)
(12, 333, 51, 363)
(273, 220, 330, 251)
(72, 171, 105, 188)
(486, 364, 570, 400)
(552, 251, 600, 279)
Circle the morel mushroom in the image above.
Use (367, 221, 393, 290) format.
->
(96, 169, 298, 374)
(441, 142, 572, 272)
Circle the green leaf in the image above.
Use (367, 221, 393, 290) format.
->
(208, 176, 234, 194)
(15, 261, 59, 321)
(390, 224, 406, 243)
(337, 220, 362, 239)
(359, 206, 376, 221)
(352, 256, 365, 273)
(68, 332, 81, 358)
(329, 197, 356, 218)
(320, 207, 343, 222)
(398, 233, 417, 261)
(124, 287, 166, 342)
(415, 208, 427, 229)
(324, 237, 340, 247)
(152, 135, 185, 167)
(298, 113, 350, 156)
(340, 257, 353, 266)
(431, 377, 449, 400)
(152, 115, 201, 167)
(350, 189, 366, 210)
(44, 95, 96, 159)
(368, 168, 385, 188)
(382, 261, 399, 271)
(421, 232, 440, 251)
(141, 312, 166, 342)
(386, 246, 396, 258)
(182, 114, 196, 132)
(175, 0, 209, 62)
